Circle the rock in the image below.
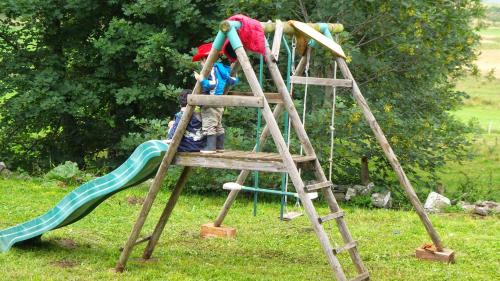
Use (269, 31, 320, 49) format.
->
(345, 188, 357, 201)
(0, 168, 12, 177)
(457, 201, 475, 213)
(354, 182, 375, 195)
(352, 185, 366, 192)
(333, 184, 350, 192)
(474, 206, 489, 216)
(424, 192, 451, 212)
(476, 201, 499, 214)
(371, 191, 392, 208)
(333, 191, 346, 202)
(0, 162, 5, 172)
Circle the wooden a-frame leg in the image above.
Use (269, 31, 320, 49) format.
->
(336, 57, 447, 253)
(264, 46, 367, 275)
(232, 43, 348, 280)
(142, 167, 192, 259)
(115, 47, 221, 273)
(213, 54, 310, 227)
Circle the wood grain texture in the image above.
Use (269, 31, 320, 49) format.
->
(290, 20, 346, 58)
(336, 57, 445, 252)
(291, 76, 352, 88)
(188, 95, 263, 108)
(115, 46, 222, 272)
(142, 167, 192, 259)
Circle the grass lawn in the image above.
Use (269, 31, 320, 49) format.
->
(0, 177, 498, 280)
(454, 76, 500, 132)
(438, 25, 500, 198)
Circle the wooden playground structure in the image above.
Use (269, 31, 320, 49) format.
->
(114, 19, 455, 280)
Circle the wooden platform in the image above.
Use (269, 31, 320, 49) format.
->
(173, 150, 315, 173)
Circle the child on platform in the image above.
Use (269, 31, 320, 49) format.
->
(192, 42, 239, 154)
(166, 89, 205, 152)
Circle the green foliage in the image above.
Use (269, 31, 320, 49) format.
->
(0, 1, 488, 204)
(45, 161, 83, 184)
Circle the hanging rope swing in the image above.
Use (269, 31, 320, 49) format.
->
(282, 36, 339, 220)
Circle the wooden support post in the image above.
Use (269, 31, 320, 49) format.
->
(114, 45, 222, 273)
(213, 54, 309, 227)
(228, 41, 348, 280)
(142, 167, 192, 260)
(336, 57, 447, 253)
(271, 20, 284, 62)
(264, 46, 367, 276)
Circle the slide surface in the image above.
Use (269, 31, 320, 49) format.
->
(0, 140, 168, 253)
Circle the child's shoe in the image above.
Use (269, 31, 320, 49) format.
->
(216, 133, 225, 152)
(201, 135, 217, 154)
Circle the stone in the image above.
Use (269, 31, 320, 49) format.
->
(0, 168, 12, 177)
(345, 187, 357, 201)
(424, 192, 451, 212)
(457, 201, 475, 213)
(476, 201, 499, 213)
(354, 182, 375, 195)
(333, 191, 346, 202)
(474, 206, 489, 216)
(371, 191, 392, 208)
(0, 162, 5, 172)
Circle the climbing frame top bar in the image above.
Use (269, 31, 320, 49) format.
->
(219, 20, 344, 34)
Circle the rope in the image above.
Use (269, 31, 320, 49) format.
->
(328, 60, 338, 181)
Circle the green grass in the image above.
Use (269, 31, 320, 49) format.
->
(454, 76, 500, 132)
(438, 133, 500, 201)
(0, 177, 498, 280)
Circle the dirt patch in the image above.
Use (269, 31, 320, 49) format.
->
(51, 259, 78, 268)
(57, 238, 78, 249)
(127, 196, 145, 205)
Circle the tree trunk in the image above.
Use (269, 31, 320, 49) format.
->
(360, 156, 370, 185)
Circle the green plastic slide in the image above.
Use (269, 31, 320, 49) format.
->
(0, 140, 169, 253)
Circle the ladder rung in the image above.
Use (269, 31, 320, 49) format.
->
(290, 76, 353, 88)
(349, 272, 370, 281)
(188, 95, 264, 108)
(318, 211, 344, 224)
(305, 181, 333, 192)
(332, 241, 357, 255)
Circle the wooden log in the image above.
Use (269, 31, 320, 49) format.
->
(114, 45, 222, 273)
(336, 57, 446, 252)
(212, 53, 310, 228)
(142, 167, 191, 259)
(271, 20, 284, 62)
(289, 20, 346, 58)
(259, 46, 350, 281)
(119, 235, 152, 252)
(228, 91, 283, 104)
(265, 45, 367, 275)
(220, 20, 344, 35)
(174, 154, 287, 173)
(305, 181, 333, 192)
(187, 95, 263, 108)
(333, 241, 357, 255)
(290, 76, 352, 88)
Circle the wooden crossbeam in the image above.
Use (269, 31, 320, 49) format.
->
(187, 95, 263, 108)
(228, 91, 283, 104)
(172, 151, 314, 173)
(290, 76, 352, 88)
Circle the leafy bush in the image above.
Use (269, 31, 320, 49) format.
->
(45, 161, 84, 184)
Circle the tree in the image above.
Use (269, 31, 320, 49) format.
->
(0, 1, 485, 202)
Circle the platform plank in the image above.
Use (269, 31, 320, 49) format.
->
(173, 150, 315, 172)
